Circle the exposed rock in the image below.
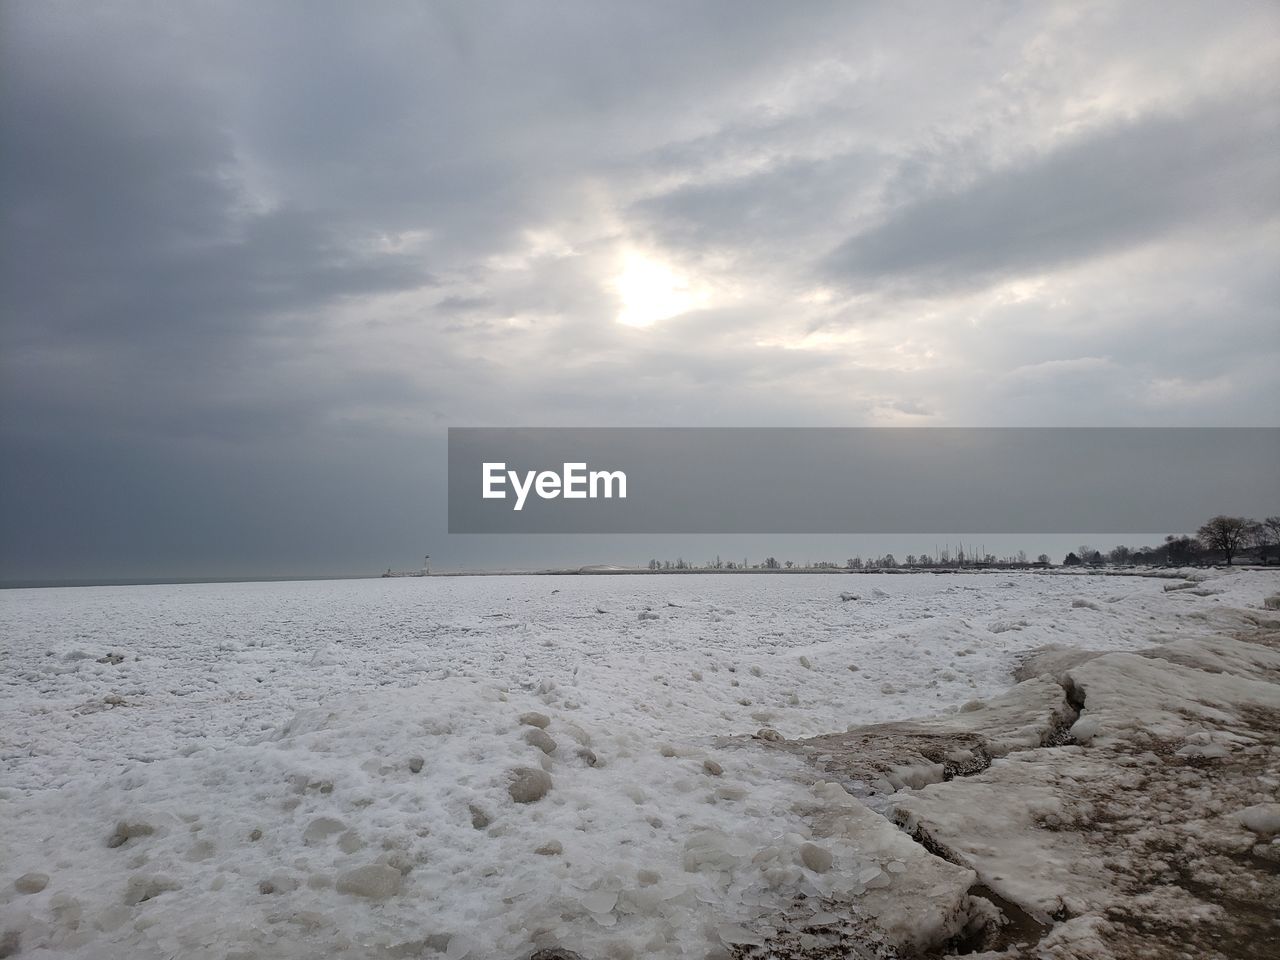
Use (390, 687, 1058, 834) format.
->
(335, 864, 402, 900)
(534, 840, 563, 856)
(575, 747, 598, 766)
(408, 755, 425, 774)
(248, 828, 263, 842)
(14, 872, 49, 894)
(507, 766, 553, 803)
(1264, 594, 1280, 610)
(519, 712, 551, 729)
(702, 759, 724, 776)
(468, 804, 492, 830)
(755, 728, 783, 742)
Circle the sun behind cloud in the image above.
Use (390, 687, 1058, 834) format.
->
(612, 250, 708, 328)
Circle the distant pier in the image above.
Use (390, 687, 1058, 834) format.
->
(381, 555, 430, 578)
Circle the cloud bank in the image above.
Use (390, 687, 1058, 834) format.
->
(2, 1, 1277, 577)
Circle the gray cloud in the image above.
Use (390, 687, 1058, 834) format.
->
(823, 100, 1280, 292)
(2, 1, 1278, 579)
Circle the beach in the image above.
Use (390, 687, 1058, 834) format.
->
(2, 569, 1277, 958)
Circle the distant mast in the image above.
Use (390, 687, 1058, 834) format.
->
(423, 555, 431, 575)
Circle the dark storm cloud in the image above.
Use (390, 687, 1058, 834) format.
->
(822, 100, 1280, 291)
(0, 5, 435, 449)
(1, 1, 1278, 578)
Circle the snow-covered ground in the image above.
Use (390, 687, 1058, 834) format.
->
(2, 569, 1277, 959)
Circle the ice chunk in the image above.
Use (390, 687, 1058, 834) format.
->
(582, 888, 618, 914)
(524, 728, 558, 754)
(123, 874, 179, 905)
(718, 924, 763, 946)
(1236, 803, 1280, 834)
(799, 842, 833, 873)
(14, 872, 49, 894)
(335, 864, 402, 900)
(507, 766, 552, 803)
(1070, 715, 1101, 744)
(303, 816, 346, 844)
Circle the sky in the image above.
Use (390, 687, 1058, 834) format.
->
(2, 1, 1278, 580)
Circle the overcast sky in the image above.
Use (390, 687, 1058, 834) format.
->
(2, 1, 1278, 580)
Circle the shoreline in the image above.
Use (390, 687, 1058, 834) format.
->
(10, 563, 1274, 591)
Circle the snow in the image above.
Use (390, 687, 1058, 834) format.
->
(2, 568, 1278, 958)
(890, 591, 1280, 957)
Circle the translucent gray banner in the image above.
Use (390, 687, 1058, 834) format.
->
(448, 428, 1278, 534)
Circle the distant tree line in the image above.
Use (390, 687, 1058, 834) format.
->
(1063, 515, 1279, 568)
(640, 514, 1278, 572)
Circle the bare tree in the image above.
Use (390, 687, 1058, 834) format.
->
(1164, 535, 1200, 565)
(1250, 516, 1280, 563)
(1196, 515, 1254, 566)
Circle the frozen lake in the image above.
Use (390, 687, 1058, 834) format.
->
(3, 570, 1276, 958)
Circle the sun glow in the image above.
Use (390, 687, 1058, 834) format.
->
(612, 251, 706, 328)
